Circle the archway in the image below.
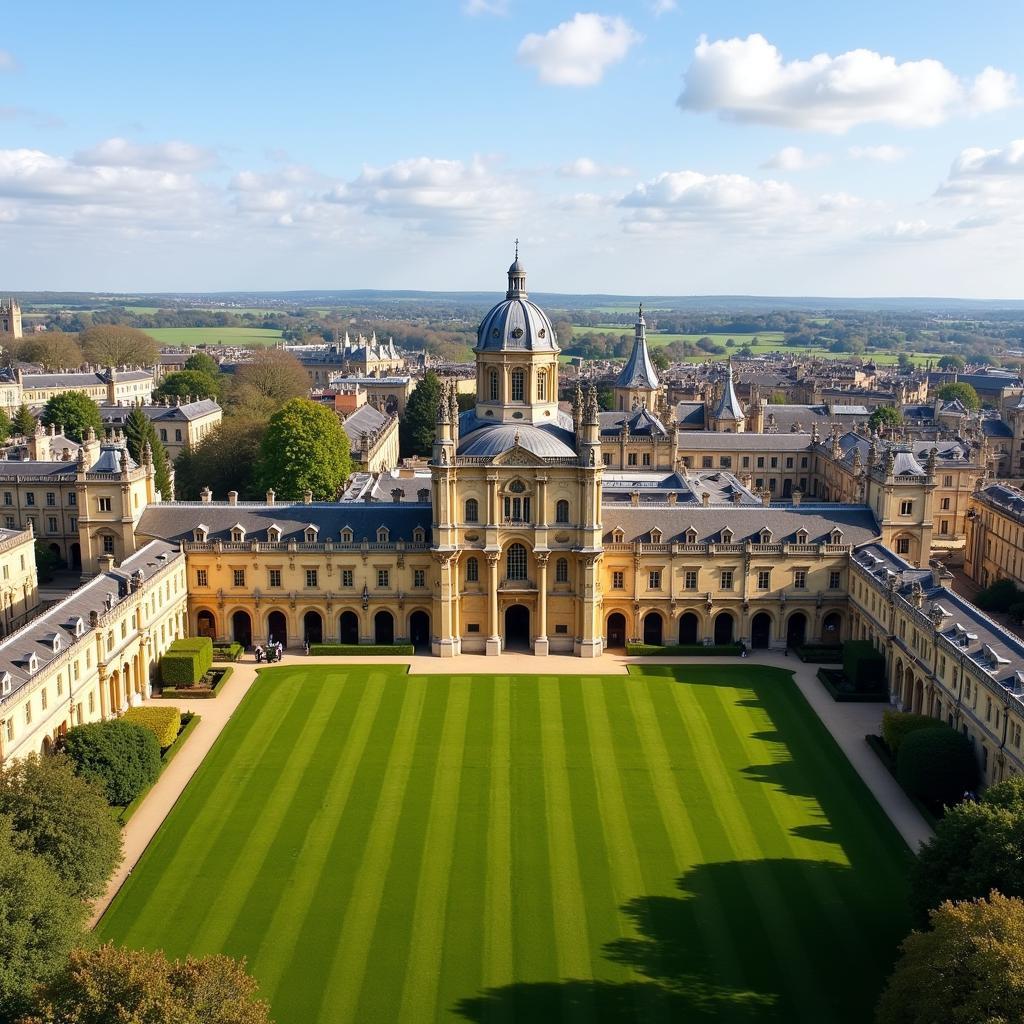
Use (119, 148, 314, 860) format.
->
(70, 543, 81, 570)
(122, 662, 131, 703)
(504, 605, 530, 650)
(196, 610, 216, 638)
(48, 543, 62, 565)
(409, 610, 430, 649)
(643, 612, 663, 647)
(231, 610, 252, 648)
(339, 610, 359, 645)
(786, 612, 807, 649)
(40, 735, 53, 756)
(751, 612, 771, 649)
(678, 612, 699, 645)
(108, 670, 120, 714)
(606, 612, 626, 648)
(714, 612, 734, 645)
(374, 610, 394, 645)
(913, 677, 924, 715)
(303, 610, 323, 645)
(822, 611, 842, 643)
(267, 610, 287, 646)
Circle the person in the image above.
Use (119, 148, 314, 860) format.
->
(255, 644, 263, 663)
(304, 639, 310, 656)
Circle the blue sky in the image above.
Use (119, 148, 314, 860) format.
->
(2, 0, 1024, 296)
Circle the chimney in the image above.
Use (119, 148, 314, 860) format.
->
(630, 491, 640, 506)
(792, 489, 802, 506)
(200, 487, 212, 503)
(89, 610, 99, 627)
(228, 491, 238, 505)
(98, 553, 115, 574)
(266, 488, 276, 505)
(303, 489, 313, 505)
(731, 490, 742, 504)
(667, 492, 677, 505)
(702, 492, 710, 507)
(761, 491, 771, 507)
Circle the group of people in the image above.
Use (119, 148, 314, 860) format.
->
(254, 641, 284, 663)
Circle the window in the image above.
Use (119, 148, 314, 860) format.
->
(603, 453, 612, 466)
(503, 495, 530, 523)
(45, 492, 55, 506)
(341, 569, 353, 588)
(88, 691, 95, 714)
(770, 457, 778, 469)
(511, 368, 524, 402)
(757, 457, 765, 469)
(556, 558, 569, 583)
(899, 500, 913, 516)
(506, 543, 527, 581)
(47, 517, 57, 533)
(537, 371, 547, 401)
(25, 493, 34, 507)
(642, 453, 650, 467)
(684, 570, 698, 590)
(467, 623, 480, 633)
(720, 570, 734, 590)
(305, 569, 318, 588)
(377, 569, 389, 588)
(465, 498, 479, 523)
(413, 569, 426, 588)
(97, 497, 112, 512)
(555, 500, 569, 524)
(648, 570, 661, 590)
(489, 370, 499, 401)
(175, 429, 182, 442)
(102, 535, 115, 554)
(941, 519, 949, 535)
(68, 492, 75, 506)
(233, 569, 245, 587)
(376, 526, 389, 543)
(943, 475, 953, 488)
(612, 570, 624, 589)
(160, 428, 167, 442)
(627, 453, 637, 466)
(702, 456, 713, 469)
(341, 528, 353, 544)
(785, 457, 793, 469)
(940, 497, 950, 510)
(24, 704, 31, 725)
(896, 537, 911, 555)
(794, 570, 807, 590)
(196, 569, 208, 587)
(555, 624, 569, 634)
(2, 493, 9, 506)
(757, 570, 770, 590)
(40, 688, 47, 711)
(829, 571, 841, 589)
(720, 456, 732, 469)
(467, 558, 479, 583)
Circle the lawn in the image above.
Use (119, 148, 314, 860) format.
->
(147, 326, 284, 347)
(98, 664, 910, 1023)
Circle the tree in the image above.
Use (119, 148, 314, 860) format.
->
(869, 406, 903, 432)
(936, 382, 981, 411)
(651, 350, 670, 371)
(19, 944, 273, 1024)
(174, 418, 267, 500)
(233, 349, 309, 407)
(0, 819, 86, 1021)
(153, 369, 221, 403)
(124, 406, 172, 499)
(10, 333, 83, 371)
(0, 407, 12, 445)
(258, 398, 351, 500)
(183, 352, 221, 379)
(897, 352, 915, 372)
(0, 754, 122, 900)
(12, 404, 36, 437)
(79, 325, 158, 367)
(40, 392, 102, 443)
(896, 727, 978, 809)
(62, 720, 161, 806)
(876, 892, 1024, 1024)
(399, 371, 442, 457)
(938, 354, 966, 371)
(34, 541, 61, 582)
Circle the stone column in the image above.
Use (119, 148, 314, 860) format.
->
(486, 552, 501, 656)
(433, 553, 461, 657)
(576, 553, 602, 658)
(535, 552, 549, 656)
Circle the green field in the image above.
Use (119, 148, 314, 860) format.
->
(147, 326, 284, 348)
(98, 665, 910, 1023)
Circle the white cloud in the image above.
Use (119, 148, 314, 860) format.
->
(0, 51, 17, 72)
(462, 0, 507, 14)
(863, 220, 954, 242)
(849, 144, 909, 162)
(950, 139, 1024, 176)
(677, 33, 1018, 132)
(557, 156, 631, 178)
(74, 137, 217, 171)
(517, 13, 640, 87)
(760, 146, 829, 171)
(650, 0, 676, 14)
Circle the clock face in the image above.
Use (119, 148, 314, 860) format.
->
(538, 328, 546, 338)
(511, 327, 524, 340)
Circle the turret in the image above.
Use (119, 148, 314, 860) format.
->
(432, 379, 455, 466)
(579, 383, 601, 465)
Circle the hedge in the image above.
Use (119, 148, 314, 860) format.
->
(160, 637, 213, 686)
(842, 640, 886, 692)
(116, 713, 199, 825)
(795, 644, 843, 663)
(160, 667, 233, 700)
(882, 710, 942, 755)
(212, 642, 243, 662)
(625, 643, 743, 657)
(309, 644, 416, 656)
(897, 726, 979, 808)
(63, 719, 161, 806)
(817, 667, 890, 702)
(121, 706, 181, 749)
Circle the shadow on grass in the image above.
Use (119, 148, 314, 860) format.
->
(454, 859, 902, 1024)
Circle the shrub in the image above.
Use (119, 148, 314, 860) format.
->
(882, 711, 943, 754)
(897, 726, 979, 808)
(160, 667, 232, 699)
(625, 643, 742, 657)
(160, 637, 213, 686)
(975, 578, 1023, 613)
(842, 640, 886, 692)
(121, 706, 181, 749)
(62, 720, 161, 806)
(308, 644, 415, 656)
(212, 642, 243, 661)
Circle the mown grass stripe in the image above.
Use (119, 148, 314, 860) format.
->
(313, 677, 429, 1023)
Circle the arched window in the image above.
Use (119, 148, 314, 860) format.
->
(489, 370, 499, 402)
(466, 557, 479, 582)
(377, 526, 389, 543)
(511, 368, 524, 402)
(555, 499, 569, 524)
(507, 543, 527, 581)
(555, 557, 569, 583)
(341, 527, 353, 543)
(537, 370, 547, 401)
(465, 498, 479, 523)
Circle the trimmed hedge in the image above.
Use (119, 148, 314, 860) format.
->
(160, 667, 233, 700)
(626, 643, 743, 657)
(817, 667, 890, 702)
(160, 637, 213, 686)
(117, 713, 199, 825)
(63, 719, 161, 806)
(122, 706, 181, 748)
(842, 641, 886, 692)
(882, 710, 942, 755)
(309, 644, 415, 656)
(795, 644, 843, 664)
(212, 642, 243, 662)
(897, 726, 979, 808)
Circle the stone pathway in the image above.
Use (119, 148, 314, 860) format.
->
(89, 648, 930, 926)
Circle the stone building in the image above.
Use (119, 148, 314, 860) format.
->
(0, 366, 154, 411)
(0, 298, 22, 339)
(99, 397, 222, 462)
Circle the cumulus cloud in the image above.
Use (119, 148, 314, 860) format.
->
(760, 146, 829, 171)
(557, 156, 631, 178)
(517, 13, 640, 87)
(677, 34, 1018, 132)
(462, 0, 507, 14)
(74, 137, 217, 170)
(849, 144, 909, 162)
(863, 220, 954, 242)
(950, 139, 1024, 176)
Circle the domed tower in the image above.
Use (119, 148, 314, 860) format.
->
(474, 250, 561, 426)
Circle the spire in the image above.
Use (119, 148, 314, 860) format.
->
(711, 359, 743, 422)
(614, 306, 659, 390)
(506, 242, 527, 299)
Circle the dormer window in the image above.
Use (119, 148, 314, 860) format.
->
(341, 527, 353, 544)
(417, 488, 430, 503)
(412, 527, 425, 543)
(68, 617, 84, 638)
(230, 524, 246, 543)
(304, 525, 319, 543)
(795, 529, 809, 543)
(26, 652, 38, 674)
(721, 528, 734, 543)
(829, 529, 844, 544)
(685, 529, 697, 544)
(612, 528, 625, 543)
(377, 526, 390, 543)
(48, 635, 61, 654)
(193, 524, 209, 543)
(650, 527, 662, 543)
(0, 672, 9, 696)
(759, 529, 773, 544)
(267, 525, 282, 543)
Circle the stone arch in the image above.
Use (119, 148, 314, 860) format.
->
(339, 610, 360, 645)
(267, 609, 288, 646)
(750, 611, 772, 649)
(303, 610, 323, 645)
(642, 611, 663, 646)
(196, 609, 216, 638)
(606, 611, 627, 648)
(822, 611, 842, 643)
(374, 609, 394, 645)
(714, 611, 734, 645)
(678, 611, 700, 645)
(409, 609, 430, 649)
(231, 609, 252, 648)
(786, 611, 807, 648)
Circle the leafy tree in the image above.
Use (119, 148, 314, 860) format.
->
(597, 384, 615, 411)
(897, 352, 915, 371)
(258, 398, 351, 500)
(651, 350, 670, 371)
(124, 406, 172, 499)
(938, 354, 966, 371)
(9, 333, 83, 371)
(0, 407, 12, 445)
(79, 325, 158, 367)
(936, 382, 981, 411)
(896, 727, 978, 809)
(153, 369, 221, 402)
(63, 720, 161, 806)
(0, 754, 121, 900)
(869, 406, 903, 432)
(40, 392, 102, 443)
(399, 371, 442, 457)
(975, 578, 1023, 612)
(233, 349, 309, 407)
(34, 542, 61, 582)
(19, 944, 272, 1024)
(183, 352, 221, 378)
(174, 418, 267, 500)
(12, 404, 36, 437)
(0, 819, 86, 1021)
(876, 891, 1024, 1024)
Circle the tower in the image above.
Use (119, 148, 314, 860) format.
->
(613, 305, 661, 413)
(0, 299, 22, 340)
(707, 359, 746, 432)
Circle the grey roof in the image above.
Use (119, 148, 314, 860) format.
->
(341, 403, 389, 445)
(0, 461, 74, 479)
(836, 432, 975, 467)
(614, 314, 660, 391)
(457, 422, 577, 459)
(20, 369, 152, 388)
(90, 447, 138, 474)
(675, 402, 706, 427)
(99, 399, 220, 423)
(603, 504, 880, 545)
(983, 419, 1014, 438)
(599, 406, 668, 437)
(342, 470, 432, 502)
(475, 262, 557, 354)
(761, 404, 866, 434)
(675, 432, 813, 451)
(712, 362, 744, 421)
(602, 470, 760, 506)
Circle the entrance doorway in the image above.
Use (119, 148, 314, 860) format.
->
(197, 610, 216, 638)
(231, 610, 252, 648)
(678, 612, 699, 645)
(786, 612, 807, 649)
(751, 612, 771, 649)
(606, 612, 626, 648)
(409, 610, 430, 649)
(303, 610, 323, 645)
(504, 604, 530, 650)
(714, 612, 734, 645)
(374, 610, 394, 645)
(267, 610, 287, 646)
(339, 611, 359, 645)
(643, 613, 663, 646)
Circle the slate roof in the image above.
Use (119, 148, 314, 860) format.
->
(19, 369, 152, 388)
(674, 432, 814, 451)
(614, 315, 660, 391)
(836, 432, 975, 467)
(712, 363, 744, 421)
(342, 470, 432, 503)
(99, 399, 220, 423)
(602, 470, 760, 506)
(983, 419, 1013, 438)
(341, 403, 390, 446)
(599, 407, 669, 437)
(675, 402, 706, 428)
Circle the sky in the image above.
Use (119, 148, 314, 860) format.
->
(2, 0, 1024, 297)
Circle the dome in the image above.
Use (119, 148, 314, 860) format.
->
(457, 421, 577, 459)
(475, 252, 559, 353)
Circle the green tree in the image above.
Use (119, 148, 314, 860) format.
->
(10, 333, 83, 372)
(597, 384, 615, 411)
(63, 720, 161, 806)
(651, 350, 670, 371)
(124, 406, 172, 499)
(79, 325, 158, 367)
(258, 398, 351, 500)
(34, 542, 61, 583)
(869, 406, 903, 432)
(896, 727, 979, 809)
(12, 404, 36, 437)
(233, 349, 309, 408)
(0, 407, 12, 445)
(174, 419, 267, 501)
(936, 382, 981, 411)
(399, 371, 442, 457)
(153, 369, 221, 402)
(0, 819, 87, 1021)
(938, 354, 966, 371)
(183, 352, 221, 378)
(876, 891, 1024, 1024)
(40, 392, 102, 443)
(0, 754, 122, 900)
(897, 352, 915, 371)
(19, 944, 273, 1024)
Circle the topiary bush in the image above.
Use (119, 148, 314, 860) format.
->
(882, 710, 943, 754)
(212, 642, 243, 661)
(121, 706, 181, 749)
(62, 720, 161, 806)
(896, 726, 979, 809)
(842, 640, 886, 692)
(160, 637, 213, 686)
(975, 578, 1023, 613)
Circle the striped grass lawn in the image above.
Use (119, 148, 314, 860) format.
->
(98, 664, 911, 1023)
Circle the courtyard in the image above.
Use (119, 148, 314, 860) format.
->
(98, 663, 911, 1023)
